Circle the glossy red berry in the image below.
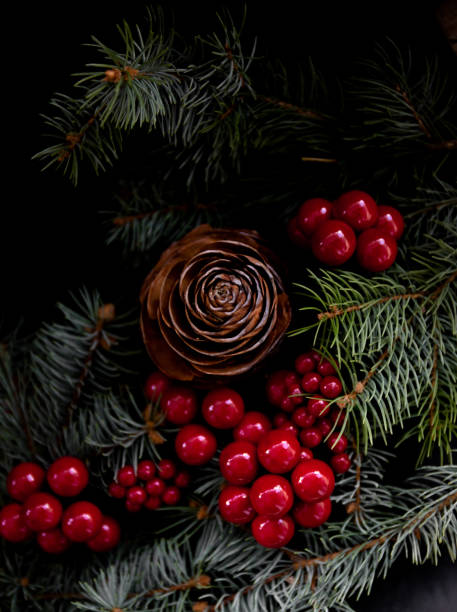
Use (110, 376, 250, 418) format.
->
(174, 470, 191, 489)
(175, 424, 217, 466)
(357, 228, 398, 272)
(266, 371, 288, 406)
(294, 352, 316, 375)
(299, 427, 323, 448)
(319, 376, 343, 398)
(249, 475, 294, 518)
(218, 485, 256, 525)
(220, 441, 258, 485)
(284, 371, 300, 387)
(334, 190, 379, 231)
(291, 459, 335, 502)
(157, 459, 176, 480)
(202, 388, 245, 429)
(273, 412, 289, 428)
(233, 411, 272, 445)
(0, 503, 33, 542)
(6, 462, 45, 502)
(251, 514, 295, 548)
(307, 395, 331, 417)
(297, 198, 333, 235)
(125, 500, 142, 512)
(144, 496, 162, 510)
(137, 460, 156, 481)
(293, 498, 332, 528)
(375, 205, 405, 240)
(117, 465, 136, 487)
(280, 396, 295, 413)
(162, 485, 181, 505)
(278, 421, 299, 437)
(257, 430, 301, 474)
(317, 358, 338, 376)
(301, 372, 322, 393)
(299, 447, 314, 462)
(86, 516, 121, 552)
(61, 501, 103, 542)
(146, 477, 166, 497)
(23, 493, 62, 531)
(292, 407, 316, 429)
(160, 386, 198, 425)
(47, 456, 89, 497)
(37, 528, 71, 554)
(330, 409, 346, 427)
(316, 418, 332, 436)
(311, 220, 357, 266)
(327, 432, 348, 454)
(144, 371, 171, 401)
(331, 453, 352, 473)
(287, 216, 311, 249)
(108, 482, 126, 499)
(126, 486, 147, 506)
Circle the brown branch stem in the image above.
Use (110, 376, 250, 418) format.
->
(317, 292, 425, 321)
(396, 85, 432, 139)
(403, 198, 457, 218)
(258, 95, 324, 120)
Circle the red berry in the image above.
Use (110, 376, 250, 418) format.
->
(126, 486, 147, 506)
(144, 371, 171, 401)
(330, 409, 346, 427)
(0, 503, 33, 542)
(357, 228, 398, 272)
(175, 424, 217, 466)
(311, 220, 357, 266)
(47, 456, 89, 497)
(280, 396, 295, 413)
(157, 459, 176, 480)
(287, 383, 304, 406)
(317, 358, 338, 376)
(125, 500, 142, 512)
(202, 388, 244, 429)
(108, 482, 126, 499)
(117, 465, 136, 487)
(284, 372, 300, 387)
(257, 430, 301, 474)
(87, 516, 121, 552)
(146, 478, 166, 497)
(23, 493, 62, 531)
(174, 470, 191, 489)
(307, 395, 331, 418)
(160, 386, 197, 425)
(292, 407, 316, 429)
(293, 498, 332, 528)
(6, 462, 45, 502)
(316, 418, 332, 436)
(251, 514, 295, 548)
(301, 372, 322, 393)
(375, 205, 405, 240)
(233, 411, 272, 445)
(162, 485, 181, 505)
(218, 485, 256, 525)
(327, 432, 348, 454)
(299, 447, 314, 462)
(334, 190, 378, 231)
(137, 460, 156, 481)
(287, 216, 311, 248)
(273, 412, 289, 428)
(249, 475, 294, 518)
(291, 459, 335, 502)
(319, 375, 343, 398)
(220, 441, 258, 485)
(278, 421, 299, 437)
(309, 350, 322, 364)
(299, 427, 323, 448)
(331, 453, 352, 473)
(62, 501, 103, 542)
(144, 496, 161, 510)
(266, 371, 288, 406)
(37, 528, 71, 554)
(294, 352, 316, 375)
(297, 198, 333, 235)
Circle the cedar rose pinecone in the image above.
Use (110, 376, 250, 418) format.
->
(140, 224, 291, 385)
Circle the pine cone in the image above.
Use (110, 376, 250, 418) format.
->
(140, 224, 291, 386)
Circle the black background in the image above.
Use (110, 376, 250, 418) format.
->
(3, 1, 456, 609)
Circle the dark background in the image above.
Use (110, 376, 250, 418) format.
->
(3, 1, 456, 609)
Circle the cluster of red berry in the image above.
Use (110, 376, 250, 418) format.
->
(217, 350, 351, 549)
(108, 459, 190, 511)
(0, 457, 120, 553)
(287, 190, 404, 271)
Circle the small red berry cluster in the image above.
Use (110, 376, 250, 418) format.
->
(217, 350, 352, 549)
(287, 190, 404, 271)
(108, 459, 190, 511)
(0, 457, 120, 553)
